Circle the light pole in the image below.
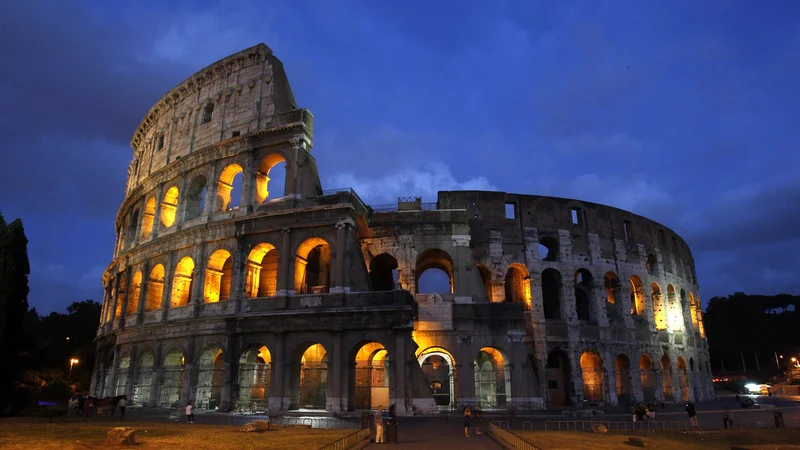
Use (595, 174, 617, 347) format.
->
(68, 358, 79, 379)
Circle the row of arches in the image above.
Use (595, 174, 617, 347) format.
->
(546, 349, 704, 406)
(107, 342, 511, 412)
(118, 154, 287, 254)
(106, 237, 331, 321)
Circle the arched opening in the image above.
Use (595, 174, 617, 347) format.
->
(541, 268, 562, 319)
(615, 354, 631, 404)
(415, 248, 454, 294)
(125, 210, 140, 249)
(295, 238, 331, 294)
(580, 351, 604, 403)
(115, 354, 131, 395)
(667, 284, 682, 330)
(418, 347, 455, 409)
(474, 347, 510, 409)
(170, 257, 195, 307)
(640, 354, 656, 402)
(629, 276, 645, 316)
(204, 249, 233, 303)
(216, 164, 244, 212)
(604, 272, 622, 321)
(160, 186, 179, 228)
(477, 264, 493, 301)
(238, 345, 271, 411)
(245, 243, 278, 298)
(159, 349, 185, 407)
(646, 254, 658, 275)
(353, 342, 390, 410)
(140, 196, 156, 239)
(126, 271, 142, 316)
(185, 175, 207, 221)
(504, 263, 530, 309)
(660, 355, 674, 401)
(145, 264, 165, 311)
(546, 349, 570, 407)
(134, 350, 154, 406)
(652, 282, 667, 330)
(114, 274, 127, 319)
(196, 347, 225, 409)
(538, 236, 559, 261)
(369, 253, 399, 291)
(574, 269, 593, 321)
(678, 356, 690, 402)
(291, 343, 328, 410)
(255, 154, 287, 203)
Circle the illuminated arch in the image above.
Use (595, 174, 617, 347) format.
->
(652, 282, 667, 330)
(245, 243, 278, 298)
(159, 348, 185, 407)
(204, 249, 233, 303)
(580, 351, 604, 402)
(505, 263, 531, 310)
(238, 345, 272, 410)
(126, 271, 143, 316)
(660, 355, 674, 401)
(133, 349, 154, 405)
(295, 237, 331, 294)
(184, 175, 208, 221)
(145, 264, 165, 311)
(216, 164, 244, 212)
(615, 354, 631, 403)
(640, 353, 656, 402)
(477, 264, 493, 301)
(352, 342, 390, 410)
(160, 186, 179, 227)
(629, 275, 645, 316)
(677, 356, 690, 402)
(255, 153, 287, 203)
(170, 257, 194, 307)
(140, 196, 156, 238)
(196, 347, 225, 409)
(417, 347, 456, 408)
(290, 343, 328, 409)
(475, 347, 511, 409)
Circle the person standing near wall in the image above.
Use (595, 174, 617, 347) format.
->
(374, 405, 385, 444)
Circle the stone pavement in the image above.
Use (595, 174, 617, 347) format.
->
(367, 417, 502, 449)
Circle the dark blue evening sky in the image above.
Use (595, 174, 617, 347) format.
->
(1, 0, 799, 313)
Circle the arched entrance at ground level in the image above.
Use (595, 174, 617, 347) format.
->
(159, 349, 185, 407)
(352, 342, 390, 410)
(615, 354, 631, 405)
(115, 354, 131, 396)
(475, 348, 510, 409)
(640, 354, 655, 402)
(678, 357, 690, 402)
(134, 351, 154, 406)
(418, 348, 455, 409)
(660, 355, 674, 402)
(238, 346, 272, 411)
(290, 343, 328, 410)
(546, 350, 570, 407)
(196, 348, 225, 409)
(580, 351, 605, 403)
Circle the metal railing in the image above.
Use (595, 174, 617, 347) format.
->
(272, 415, 359, 429)
(543, 419, 800, 432)
(370, 202, 440, 213)
(489, 422, 543, 450)
(318, 427, 370, 450)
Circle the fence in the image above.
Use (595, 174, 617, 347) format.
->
(317, 427, 370, 450)
(543, 418, 800, 432)
(489, 422, 542, 450)
(272, 415, 360, 429)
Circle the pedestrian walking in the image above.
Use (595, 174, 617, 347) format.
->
(185, 401, 194, 423)
(723, 407, 734, 428)
(118, 397, 127, 418)
(374, 405, 385, 444)
(463, 407, 472, 438)
(685, 402, 698, 428)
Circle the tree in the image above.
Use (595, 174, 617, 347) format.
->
(0, 212, 31, 411)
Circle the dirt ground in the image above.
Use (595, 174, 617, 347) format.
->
(0, 417, 353, 449)
(518, 430, 800, 450)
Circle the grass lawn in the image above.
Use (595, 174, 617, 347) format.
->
(0, 417, 354, 450)
(517, 430, 800, 450)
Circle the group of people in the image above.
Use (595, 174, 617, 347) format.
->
(68, 394, 128, 419)
(630, 401, 664, 422)
(462, 406, 483, 438)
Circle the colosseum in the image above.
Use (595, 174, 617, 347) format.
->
(91, 43, 714, 415)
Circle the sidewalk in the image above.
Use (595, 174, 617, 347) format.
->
(366, 417, 502, 449)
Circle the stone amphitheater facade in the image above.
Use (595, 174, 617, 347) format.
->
(92, 43, 713, 415)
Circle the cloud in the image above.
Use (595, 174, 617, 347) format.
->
(325, 162, 498, 205)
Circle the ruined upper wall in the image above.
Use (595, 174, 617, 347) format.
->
(437, 190, 698, 285)
(125, 43, 298, 193)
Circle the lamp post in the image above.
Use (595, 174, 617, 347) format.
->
(68, 358, 79, 379)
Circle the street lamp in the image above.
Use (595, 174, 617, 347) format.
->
(68, 358, 79, 378)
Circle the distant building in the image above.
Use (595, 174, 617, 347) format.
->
(92, 44, 713, 414)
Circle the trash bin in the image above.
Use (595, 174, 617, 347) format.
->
(385, 419, 398, 443)
(774, 411, 785, 428)
(360, 412, 370, 430)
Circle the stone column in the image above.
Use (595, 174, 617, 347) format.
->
(175, 172, 189, 229)
(203, 160, 220, 217)
(107, 276, 121, 333)
(276, 229, 293, 295)
(240, 152, 257, 213)
(190, 243, 207, 317)
(125, 345, 139, 401)
(151, 183, 165, 239)
(288, 138, 301, 198)
(136, 260, 150, 323)
(653, 368, 665, 402)
(592, 280, 609, 327)
(223, 336, 239, 411)
(630, 355, 645, 403)
(455, 338, 476, 406)
(451, 235, 472, 300)
(331, 222, 347, 293)
(119, 267, 132, 329)
(90, 346, 102, 396)
(107, 345, 122, 397)
(602, 350, 618, 405)
(391, 332, 406, 410)
(563, 279, 578, 324)
(182, 336, 197, 405)
(133, 196, 147, 246)
(269, 333, 286, 411)
(231, 236, 247, 312)
(327, 332, 343, 411)
(150, 341, 163, 407)
(160, 253, 177, 317)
